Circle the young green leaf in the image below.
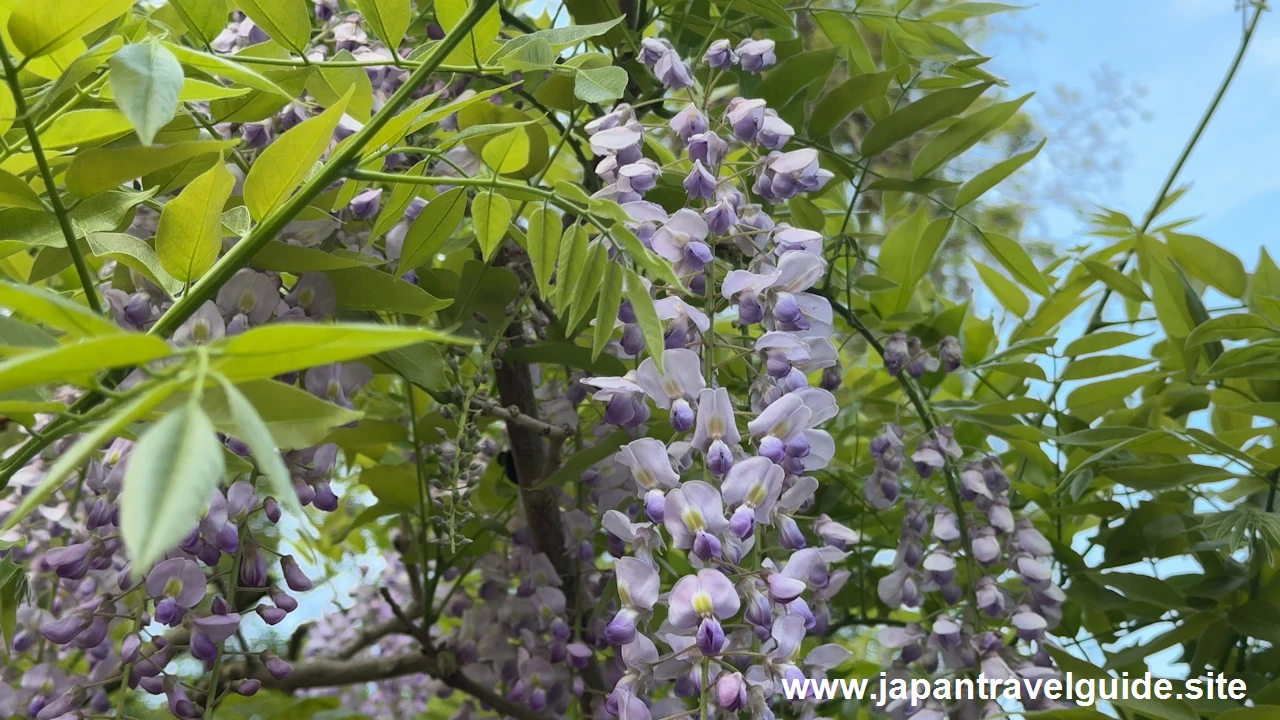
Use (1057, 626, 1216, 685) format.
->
(243, 88, 351, 221)
(325, 266, 452, 317)
(592, 261, 624, 360)
(306, 49, 375, 120)
(755, 48, 838, 110)
(435, 0, 502, 66)
(0, 170, 43, 210)
(108, 42, 185, 145)
(1064, 331, 1144, 357)
(555, 223, 589, 310)
(202, 379, 363, 449)
(41, 109, 135, 150)
(911, 93, 1031, 177)
(0, 281, 120, 337)
(0, 557, 28, 658)
(1082, 260, 1149, 303)
(481, 128, 531, 175)
(169, 0, 228, 46)
(7, 0, 134, 59)
(210, 323, 471, 383)
(787, 196, 825, 232)
(861, 83, 991, 158)
(65, 139, 238, 197)
(1167, 232, 1247, 299)
(809, 68, 895, 137)
(398, 188, 468, 271)
(164, 43, 289, 96)
(121, 403, 226, 571)
(972, 259, 1029, 316)
(237, 0, 312, 53)
(156, 160, 234, 282)
(355, 0, 411, 50)
(0, 334, 173, 394)
(473, 191, 513, 261)
(526, 205, 562, 299)
(213, 376, 302, 518)
(498, 37, 556, 73)
(0, 84, 14, 136)
(86, 233, 183, 297)
(568, 250, 610, 333)
(574, 66, 628, 104)
(624, 267, 664, 374)
(873, 207, 950, 314)
(955, 138, 1045, 207)
(0, 379, 179, 534)
(979, 231, 1051, 296)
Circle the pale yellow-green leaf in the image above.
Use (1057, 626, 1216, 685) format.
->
(236, 0, 311, 53)
(86, 233, 183, 297)
(157, 161, 234, 282)
(100, 77, 251, 103)
(305, 50, 373, 120)
(355, 0, 410, 50)
(65, 139, 239, 197)
(624, 267, 664, 374)
(472, 191, 512, 261)
(592, 261, 623, 360)
(163, 43, 290, 96)
(0, 170, 43, 211)
(7, 0, 134, 58)
(168, 0, 229, 47)
(0, 281, 119, 337)
(243, 88, 351, 221)
(480, 128, 530, 174)
(435, 0, 501, 65)
(0, 84, 13, 136)
(41, 109, 134, 150)
(526, 205, 561, 299)
(108, 42, 185, 145)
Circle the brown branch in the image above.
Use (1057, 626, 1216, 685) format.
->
(472, 396, 573, 440)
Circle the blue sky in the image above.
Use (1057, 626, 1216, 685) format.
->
(984, 0, 1279, 265)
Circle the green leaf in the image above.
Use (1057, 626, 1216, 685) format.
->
(248, 242, 379, 273)
(955, 138, 1044, 207)
(200, 379, 362, 449)
(379, 342, 449, 393)
(874, 207, 950, 314)
(574, 66, 628, 104)
(0, 315, 56, 349)
(0, 380, 179, 534)
(481, 128, 531, 175)
(912, 93, 1031, 177)
(979, 232, 1051, 296)
(756, 48, 838, 110)
(526, 205, 561, 300)
(972, 259, 1028, 316)
(211, 323, 469, 382)
(398, 187, 468, 271)
(236, 0, 311, 53)
(305, 49, 374, 120)
(813, 12, 873, 71)
(7, 0, 134, 58)
(624, 267, 664, 374)
(156, 160, 234, 282)
(244, 89, 351, 221)
(504, 342, 626, 376)
(494, 17, 624, 53)
(0, 84, 14, 137)
(787, 196, 825, 232)
(169, 0, 228, 46)
(1148, 256, 1195, 339)
(211, 377, 303, 521)
(809, 68, 895, 137)
(325, 266, 452, 317)
(86, 233, 182, 297)
(0, 557, 29, 658)
(1186, 313, 1276, 346)
(539, 429, 631, 488)
(592, 261, 623, 360)
(108, 42, 185, 145)
(472, 191, 512, 261)
(355, 0, 411, 50)
(122, 403, 226, 570)
(0, 170, 42, 210)
(0, 334, 173, 394)
(499, 37, 556, 73)
(1093, 572, 1184, 609)
(1064, 331, 1143, 356)
(41, 109, 134, 149)
(924, 2, 1025, 22)
(164, 43, 289, 96)
(1083, 259, 1148, 302)
(567, 240, 607, 333)
(710, 0, 793, 28)
(861, 83, 990, 158)
(0, 281, 119, 337)
(555, 223, 588, 309)
(357, 464, 420, 510)
(1167, 232, 1247, 298)
(65, 139, 238, 197)
(435, 0, 502, 66)
(1061, 355, 1154, 381)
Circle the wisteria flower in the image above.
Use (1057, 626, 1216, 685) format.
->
(664, 481, 729, 561)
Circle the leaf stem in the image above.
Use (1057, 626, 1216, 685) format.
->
(0, 35, 103, 314)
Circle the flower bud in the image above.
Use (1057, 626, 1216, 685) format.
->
(280, 555, 313, 592)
